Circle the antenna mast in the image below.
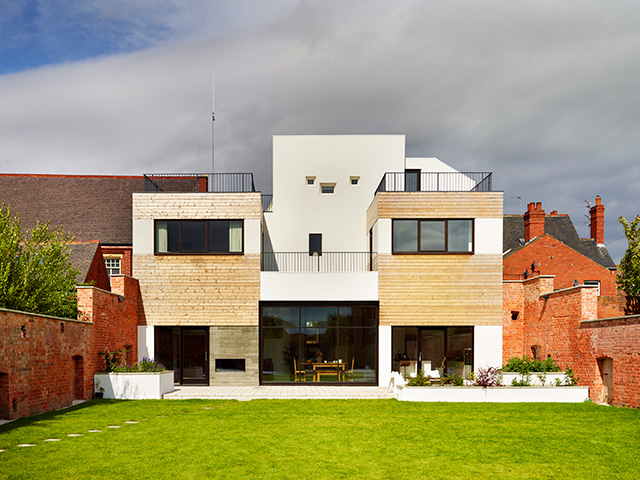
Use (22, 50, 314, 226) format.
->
(211, 71, 215, 175)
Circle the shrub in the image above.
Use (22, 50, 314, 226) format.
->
(502, 356, 561, 374)
(407, 371, 431, 386)
(474, 367, 502, 387)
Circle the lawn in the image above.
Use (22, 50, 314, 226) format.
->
(1, 400, 639, 479)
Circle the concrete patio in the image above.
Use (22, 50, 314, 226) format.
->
(163, 385, 395, 400)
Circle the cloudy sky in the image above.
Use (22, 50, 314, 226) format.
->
(1, 0, 638, 262)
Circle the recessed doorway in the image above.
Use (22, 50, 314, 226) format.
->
(598, 357, 613, 405)
(155, 327, 209, 385)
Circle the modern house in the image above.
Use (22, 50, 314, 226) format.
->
(134, 135, 504, 387)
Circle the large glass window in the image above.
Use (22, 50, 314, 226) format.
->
(260, 303, 378, 384)
(155, 219, 243, 254)
(392, 219, 473, 253)
(392, 326, 473, 379)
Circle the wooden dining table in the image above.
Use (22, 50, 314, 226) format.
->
(302, 362, 346, 381)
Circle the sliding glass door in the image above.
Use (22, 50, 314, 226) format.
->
(260, 303, 378, 384)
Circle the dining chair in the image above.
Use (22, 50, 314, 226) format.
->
(293, 357, 306, 382)
(343, 357, 355, 382)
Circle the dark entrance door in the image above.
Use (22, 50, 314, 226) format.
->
(155, 327, 209, 385)
(181, 328, 209, 385)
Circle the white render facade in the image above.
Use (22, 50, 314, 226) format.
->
(134, 135, 503, 387)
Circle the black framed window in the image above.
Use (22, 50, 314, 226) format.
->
(155, 219, 243, 254)
(392, 219, 473, 254)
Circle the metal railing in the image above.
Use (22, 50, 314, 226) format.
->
(262, 194, 273, 212)
(262, 252, 378, 272)
(143, 173, 256, 193)
(375, 172, 493, 193)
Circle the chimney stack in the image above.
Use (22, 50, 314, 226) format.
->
(524, 202, 545, 243)
(590, 196, 605, 245)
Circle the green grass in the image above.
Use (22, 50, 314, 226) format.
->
(1, 400, 639, 479)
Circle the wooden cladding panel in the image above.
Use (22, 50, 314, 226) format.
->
(378, 253, 502, 326)
(135, 254, 260, 326)
(132, 193, 262, 220)
(366, 192, 503, 231)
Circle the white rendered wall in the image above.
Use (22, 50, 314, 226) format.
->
(475, 218, 503, 255)
(378, 325, 392, 387)
(133, 219, 154, 255)
(474, 325, 503, 369)
(138, 326, 155, 361)
(260, 272, 378, 301)
(404, 157, 459, 173)
(265, 135, 406, 254)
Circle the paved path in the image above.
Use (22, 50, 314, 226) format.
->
(164, 385, 395, 400)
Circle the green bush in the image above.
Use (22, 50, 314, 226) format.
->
(502, 356, 562, 373)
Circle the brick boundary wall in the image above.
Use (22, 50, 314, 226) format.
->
(503, 276, 640, 408)
(0, 276, 139, 421)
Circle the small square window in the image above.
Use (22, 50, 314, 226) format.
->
(350, 176, 359, 185)
(306, 176, 315, 185)
(320, 183, 335, 194)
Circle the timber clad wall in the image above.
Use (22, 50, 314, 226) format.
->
(135, 254, 260, 326)
(378, 254, 502, 326)
(133, 193, 262, 327)
(132, 193, 262, 220)
(367, 191, 503, 231)
(371, 191, 503, 327)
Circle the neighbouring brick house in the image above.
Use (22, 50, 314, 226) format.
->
(0, 174, 143, 281)
(503, 197, 620, 307)
(69, 241, 111, 291)
(503, 275, 640, 409)
(0, 276, 139, 421)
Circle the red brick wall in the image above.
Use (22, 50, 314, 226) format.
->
(86, 244, 111, 291)
(580, 317, 640, 409)
(0, 309, 93, 420)
(503, 234, 619, 296)
(503, 276, 640, 408)
(0, 276, 139, 421)
(101, 246, 133, 277)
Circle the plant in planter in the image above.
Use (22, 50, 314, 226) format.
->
(407, 371, 431, 386)
(474, 367, 502, 387)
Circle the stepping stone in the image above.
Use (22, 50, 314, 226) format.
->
(0, 449, 6, 452)
(44, 439, 61, 442)
(124, 421, 138, 424)
(18, 444, 36, 447)
(67, 434, 84, 437)
(88, 430, 102, 433)
(203, 407, 212, 410)
(107, 425, 121, 428)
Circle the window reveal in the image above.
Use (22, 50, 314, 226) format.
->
(392, 219, 473, 253)
(155, 220, 243, 254)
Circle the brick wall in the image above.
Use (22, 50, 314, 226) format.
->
(86, 244, 111, 291)
(0, 276, 139, 421)
(101, 246, 133, 277)
(503, 276, 640, 408)
(503, 234, 619, 296)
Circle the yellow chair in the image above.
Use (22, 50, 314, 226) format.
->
(343, 357, 355, 382)
(293, 357, 306, 382)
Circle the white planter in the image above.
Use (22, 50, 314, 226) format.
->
(501, 372, 567, 386)
(94, 371, 175, 400)
(397, 385, 589, 403)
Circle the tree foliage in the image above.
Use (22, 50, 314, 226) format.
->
(0, 204, 79, 318)
(617, 215, 640, 314)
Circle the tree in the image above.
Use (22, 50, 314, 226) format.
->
(0, 204, 79, 318)
(617, 215, 640, 315)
